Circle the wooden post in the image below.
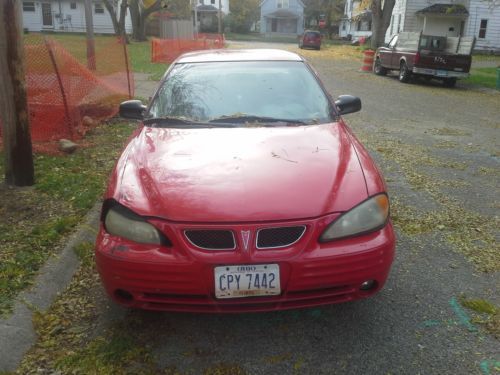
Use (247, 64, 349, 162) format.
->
(218, 0, 222, 35)
(0, 0, 34, 186)
(84, 0, 96, 70)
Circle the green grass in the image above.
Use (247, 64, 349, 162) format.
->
(24, 33, 168, 81)
(464, 67, 499, 89)
(0, 122, 134, 316)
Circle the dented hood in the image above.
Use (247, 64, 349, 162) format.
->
(109, 123, 368, 222)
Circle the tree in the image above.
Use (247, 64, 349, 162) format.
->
(0, 0, 35, 186)
(129, 0, 190, 41)
(228, 0, 260, 33)
(368, 0, 396, 48)
(102, 0, 129, 41)
(303, 0, 344, 37)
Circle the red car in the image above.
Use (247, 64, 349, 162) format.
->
(299, 30, 322, 50)
(95, 49, 395, 313)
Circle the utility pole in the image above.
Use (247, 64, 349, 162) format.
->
(84, 0, 96, 70)
(218, 0, 222, 34)
(0, 0, 35, 186)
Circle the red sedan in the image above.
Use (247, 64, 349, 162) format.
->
(95, 49, 395, 313)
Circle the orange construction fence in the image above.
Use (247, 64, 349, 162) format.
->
(151, 34, 225, 63)
(0, 35, 133, 154)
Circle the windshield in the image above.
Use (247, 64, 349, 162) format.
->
(147, 61, 333, 125)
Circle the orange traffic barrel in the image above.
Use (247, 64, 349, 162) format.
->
(360, 49, 375, 72)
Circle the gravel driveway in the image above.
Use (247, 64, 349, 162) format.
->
(17, 41, 499, 375)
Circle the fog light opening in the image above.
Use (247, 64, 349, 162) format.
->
(114, 289, 134, 303)
(360, 280, 378, 291)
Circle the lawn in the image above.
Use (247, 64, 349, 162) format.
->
(24, 33, 168, 81)
(464, 67, 499, 89)
(0, 121, 134, 316)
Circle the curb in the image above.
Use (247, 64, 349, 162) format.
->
(0, 202, 101, 372)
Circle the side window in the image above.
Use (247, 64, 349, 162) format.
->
(478, 19, 487, 39)
(389, 35, 398, 48)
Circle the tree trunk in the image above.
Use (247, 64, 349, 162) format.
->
(370, 0, 395, 49)
(129, 0, 161, 42)
(103, 0, 130, 42)
(0, 0, 34, 186)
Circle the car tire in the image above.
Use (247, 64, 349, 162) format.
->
(317, 46, 321, 50)
(399, 61, 411, 83)
(443, 78, 457, 88)
(373, 58, 387, 76)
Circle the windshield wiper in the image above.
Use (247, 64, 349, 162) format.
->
(208, 115, 307, 125)
(143, 117, 218, 128)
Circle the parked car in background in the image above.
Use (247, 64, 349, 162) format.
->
(95, 49, 395, 313)
(374, 32, 474, 87)
(299, 30, 322, 50)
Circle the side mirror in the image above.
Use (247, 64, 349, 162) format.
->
(335, 95, 361, 115)
(119, 100, 147, 120)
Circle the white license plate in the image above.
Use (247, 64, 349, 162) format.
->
(214, 264, 281, 299)
(436, 70, 448, 77)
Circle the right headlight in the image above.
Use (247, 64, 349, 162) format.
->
(319, 194, 390, 242)
(103, 201, 169, 246)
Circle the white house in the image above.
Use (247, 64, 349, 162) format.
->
(195, 0, 229, 32)
(260, 0, 305, 36)
(339, 0, 500, 51)
(21, 0, 132, 34)
(384, 0, 500, 51)
(339, 0, 372, 40)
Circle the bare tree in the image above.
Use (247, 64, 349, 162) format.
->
(0, 0, 34, 186)
(103, 0, 129, 41)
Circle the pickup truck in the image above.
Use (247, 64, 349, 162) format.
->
(373, 32, 475, 87)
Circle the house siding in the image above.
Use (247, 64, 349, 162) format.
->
(260, 0, 304, 35)
(385, 0, 499, 51)
(339, 0, 372, 39)
(22, 0, 132, 34)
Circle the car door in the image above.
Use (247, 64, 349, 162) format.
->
(378, 35, 398, 68)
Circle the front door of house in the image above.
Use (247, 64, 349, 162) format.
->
(42, 3, 53, 28)
(271, 19, 277, 32)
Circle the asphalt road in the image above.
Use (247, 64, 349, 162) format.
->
(16, 42, 499, 374)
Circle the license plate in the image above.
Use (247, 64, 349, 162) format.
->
(436, 70, 448, 77)
(214, 264, 281, 299)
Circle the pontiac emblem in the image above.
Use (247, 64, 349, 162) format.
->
(241, 230, 251, 251)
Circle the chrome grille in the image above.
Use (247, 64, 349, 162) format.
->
(184, 230, 235, 250)
(256, 226, 306, 249)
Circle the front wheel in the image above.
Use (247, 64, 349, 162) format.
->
(399, 61, 411, 83)
(373, 57, 387, 76)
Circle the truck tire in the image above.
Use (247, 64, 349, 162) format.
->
(399, 61, 411, 83)
(374, 57, 387, 76)
(443, 78, 457, 88)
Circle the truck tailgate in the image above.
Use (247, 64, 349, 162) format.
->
(416, 51, 471, 73)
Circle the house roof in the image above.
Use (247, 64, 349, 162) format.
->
(264, 8, 301, 19)
(196, 4, 218, 13)
(416, 4, 469, 16)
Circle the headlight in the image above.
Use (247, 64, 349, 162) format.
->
(320, 194, 390, 242)
(103, 203, 167, 245)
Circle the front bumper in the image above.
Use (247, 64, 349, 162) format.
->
(412, 67, 469, 79)
(95, 219, 395, 313)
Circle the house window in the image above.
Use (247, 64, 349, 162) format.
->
(277, 0, 289, 9)
(390, 15, 394, 35)
(70, 2, 77, 10)
(23, 2, 36, 12)
(397, 14, 401, 33)
(211, 0, 215, 4)
(478, 19, 487, 38)
(95, 3, 104, 14)
(342, 21, 346, 31)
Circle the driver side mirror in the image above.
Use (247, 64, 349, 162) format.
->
(335, 95, 361, 115)
(119, 100, 147, 120)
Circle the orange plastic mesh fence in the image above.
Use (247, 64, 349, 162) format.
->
(0, 35, 133, 154)
(151, 34, 225, 63)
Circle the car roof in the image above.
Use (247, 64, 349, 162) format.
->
(175, 49, 304, 64)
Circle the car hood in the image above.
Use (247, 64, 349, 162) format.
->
(110, 123, 368, 222)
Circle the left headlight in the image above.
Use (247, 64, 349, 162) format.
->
(103, 202, 169, 246)
(319, 194, 390, 242)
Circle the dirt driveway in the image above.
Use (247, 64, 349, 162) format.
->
(18, 42, 499, 374)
